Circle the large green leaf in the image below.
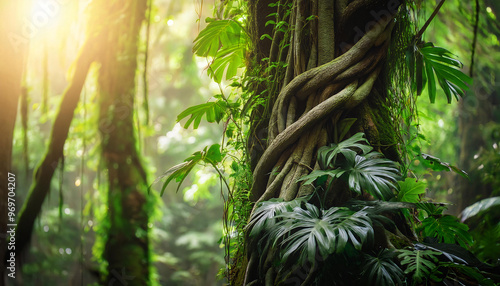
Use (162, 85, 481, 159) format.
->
(397, 178, 427, 203)
(274, 204, 374, 265)
(407, 41, 472, 103)
(246, 198, 303, 238)
(342, 152, 401, 201)
(419, 215, 473, 248)
(398, 249, 441, 284)
(461, 196, 500, 222)
(176, 100, 227, 129)
(362, 250, 404, 286)
(317, 132, 373, 169)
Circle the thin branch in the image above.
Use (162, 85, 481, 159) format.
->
(415, 0, 446, 40)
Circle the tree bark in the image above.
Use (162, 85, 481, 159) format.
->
(96, 0, 152, 284)
(239, 0, 405, 284)
(0, 2, 27, 284)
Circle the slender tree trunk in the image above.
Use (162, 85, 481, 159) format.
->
(96, 1, 152, 284)
(0, 2, 28, 284)
(14, 38, 96, 260)
(239, 0, 406, 284)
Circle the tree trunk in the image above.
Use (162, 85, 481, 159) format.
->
(96, 0, 152, 284)
(0, 2, 28, 284)
(14, 38, 96, 260)
(239, 0, 405, 284)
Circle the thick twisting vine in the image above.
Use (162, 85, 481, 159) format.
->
(241, 0, 403, 284)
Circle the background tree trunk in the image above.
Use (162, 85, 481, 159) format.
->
(96, 1, 152, 284)
(0, 1, 28, 284)
(239, 0, 405, 284)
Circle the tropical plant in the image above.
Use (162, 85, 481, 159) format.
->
(362, 250, 404, 286)
(156, 0, 500, 285)
(398, 248, 442, 284)
(298, 133, 401, 201)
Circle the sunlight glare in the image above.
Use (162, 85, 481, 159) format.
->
(438, 119, 444, 128)
(167, 19, 174, 26)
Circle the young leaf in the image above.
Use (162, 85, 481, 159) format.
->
(152, 151, 203, 195)
(193, 20, 242, 57)
(318, 132, 372, 169)
(208, 44, 245, 82)
(176, 100, 227, 129)
(397, 178, 426, 203)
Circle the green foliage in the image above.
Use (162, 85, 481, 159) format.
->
(407, 41, 472, 103)
(298, 133, 401, 201)
(317, 133, 374, 169)
(418, 214, 473, 248)
(419, 153, 468, 178)
(461, 196, 500, 222)
(397, 178, 426, 203)
(177, 100, 227, 129)
(247, 199, 374, 266)
(153, 144, 223, 195)
(362, 250, 404, 286)
(398, 248, 441, 284)
(462, 197, 500, 264)
(192, 19, 247, 82)
(246, 198, 302, 238)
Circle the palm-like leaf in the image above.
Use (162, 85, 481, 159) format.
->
(362, 250, 404, 286)
(273, 203, 374, 265)
(407, 41, 472, 103)
(342, 152, 401, 200)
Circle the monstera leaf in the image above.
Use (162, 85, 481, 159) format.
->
(362, 250, 404, 286)
(317, 132, 373, 169)
(341, 152, 401, 201)
(272, 203, 374, 265)
(398, 249, 441, 284)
